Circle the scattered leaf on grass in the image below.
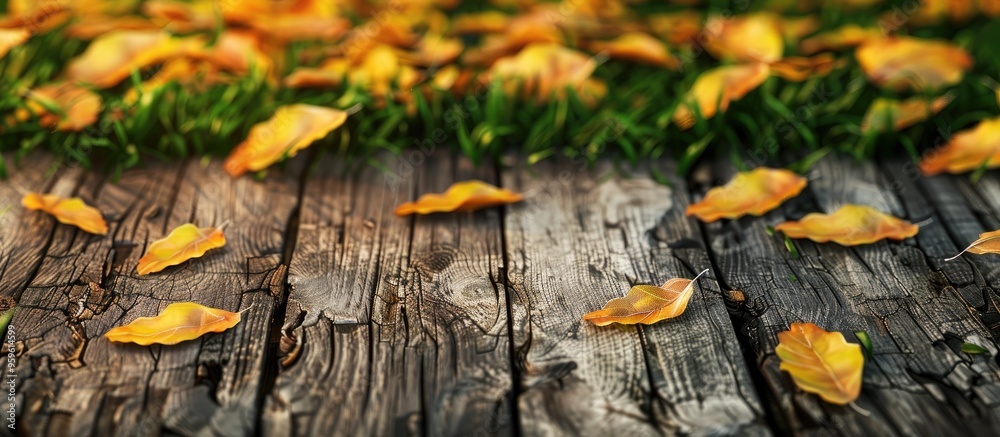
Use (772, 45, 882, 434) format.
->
(945, 229, 1000, 260)
(687, 167, 807, 222)
(394, 180, 522, 216)
(105, 302, 240, 345)
(22, 193, 108, 235)
(14, 82, 103, 132)
(0, 28, 29, 59)
(673, 63, 770, 129)
(583, 269, 709, 326)
(856, 36, 973, 92)
(776, 322, 864, 405)
(223, 104, 348, 177)
(775, 204, 918, 246)
(919, 117, 1000, 176)
(586, 32, 679, 69)
(137, 223, 226, 275)
(860, 94, 954, 133)
(64, 30, 186, 88)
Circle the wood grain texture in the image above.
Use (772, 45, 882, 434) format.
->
(501, 158, 766, 436)
(11, 158, 302, 436)
(264, 151, 515, 436)
(698, 154, 1000, 435)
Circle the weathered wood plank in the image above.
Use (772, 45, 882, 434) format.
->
(264, 151, 515, 436)
(698, 154, 1000, 435)
(13, 157, 301, 436)
(501, 159, 767, 436)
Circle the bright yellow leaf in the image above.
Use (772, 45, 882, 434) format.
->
(919, 117, 1000, 175)
(105, 302, 240, 345)
(856, 36, 973, 92)
(687, 167, 807, 222)
(22, 193, 108, 235)
(775, 204, 918, 246)
(0, 28, 29, 59)
(223, 104, 347, 177)
(673, 63, 770, 129)
(136, 223, 226, 275)
(776, 322, 864, 405)
(704, 13, 784, 64)
(587, 32, 678, 69)
(64, 30, 186, 89)
(394, 180, 523, 216)
(861, 94, 954, 133)
(488, 43, 607, 106)
(799, 25, 884, 55)
(583, 269, 709, 326)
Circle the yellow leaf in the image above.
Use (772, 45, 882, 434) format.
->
(0, 28, 29, 59)
(394, 180, 523, 216)
(856, 36, 973, 92)
(64, 30, 185, 89)
(860, 94, 954, 133)
(183, 31, 272, 77)
(136, 223, 226, 275)
(946, 229, 1000, 260)
(398, 33, 464, 67)
(586, 32, 678, 69)
(583, 269, 709, 326)
(488, 43, 607, 107)
(451, 11, 510, 34)
(769, 54, 844, 82)
(704, 13, 784, 64)
(775, 204, 918, 246)
(223, 104, 348, 177)
(22, 193, 108, 235)
(919, 117, 1000, 175)
(687, 167, 807, 222)
(673, 63, 770, 129)
(647, 11, 702, 46)
(105, 302, 240, 346)
(798, 25, 883, 55)
(14, 82, 102, 132)
(776, 322, 864, 405)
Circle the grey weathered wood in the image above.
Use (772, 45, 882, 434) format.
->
(264, 151, 515, 436)
(12, 157, 302, 436)
(502, 158, 767, 436)
(698, 154, 1000, 435)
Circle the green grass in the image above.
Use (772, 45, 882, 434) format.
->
(2, 0, 999, 178)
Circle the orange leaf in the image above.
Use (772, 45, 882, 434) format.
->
(769, 54, 844, 82)
(223, 104, 348, 177)
(14, 82, 102, 132)
(647, 11, 702, 46)
(672, 63, 770, 129)
(703, 13, 784, 64)
(945, 229, 1000, 260)
(919, 117, 1000, 175)
(860, 94, 954, 134)
(776, 322, 864, 405)
(799, 25, 883, 55)
(687, 167, 807, 222)
(394, 180, 522, 216)
(22, 193, 108, 235)
(0, 28, 29, 59)
(775, 204, 918, 246)
(856, 36, 973, 92)
(451, 11, 510, 34)
(64, 30, 185, 89)
(183, 31, 272, 76)
(488, 43, 607, 107)
(105, 302, 240, 345)
(586, 32, 678, 69)
(583, 269, 709, 326)
(136, 223, 226, 275)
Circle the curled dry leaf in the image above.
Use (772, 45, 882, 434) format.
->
(14, 82, 102, 131)
(775, 204, 918, 246)
(22, 193, 108, 235)
(687, 167, 807, 222)
(0, 27, 29, 59)
(856, 36, 973, 92)
(945, 229, 1000, 260)
(919, 117, 1000, 175)
(223, 104, 348, 177)
(583, 269, 709, 326)
(137, 223, 226, 275)
(587, 32, 678, 69)
(64, 30, 185, 88)
(105, 302, 240, 346)
(488, 43, 607, 107)
(673, 63, 770, 129)
(860, 94, 954, 134)
(394, 180, 523, 216)
(776, 322, 864, 405)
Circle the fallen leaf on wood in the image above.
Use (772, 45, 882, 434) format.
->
(687, 167, 807, 222)
(583, 269, 710, 326)
(776, 322, 864, 405)
(223, 104, 348, 177)
(105, 302, 240, 345)
(919, 116, 1000, 175)
(394, 180, 522, 216)
(137, 223, 226, 275)
(775, 204, 918, 246)
(22, 193, 108, 235)
(945, 229, 1000, 260)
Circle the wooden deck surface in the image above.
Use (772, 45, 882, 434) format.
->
(4, 150, 1000, 436)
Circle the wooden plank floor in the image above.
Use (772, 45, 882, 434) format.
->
(4, 150, 1000, 436)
